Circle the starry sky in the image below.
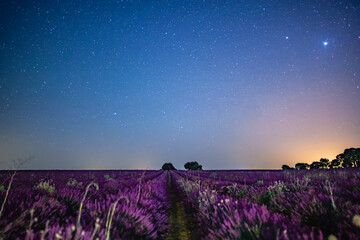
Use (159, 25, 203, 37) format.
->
(1, 0, 360, 170)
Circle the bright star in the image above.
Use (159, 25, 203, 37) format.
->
(323, 41, 328, 46)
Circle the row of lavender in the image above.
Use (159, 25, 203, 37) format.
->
(0, 170, 171, 239)
(171, 169, 360, 239)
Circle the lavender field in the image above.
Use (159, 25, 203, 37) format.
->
(0, 169, 360, 240)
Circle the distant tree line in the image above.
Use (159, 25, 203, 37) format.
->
(282, 147, 360, 170)
(161, 161, 203, 170)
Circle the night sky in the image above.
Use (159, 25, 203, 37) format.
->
(1, 0, 360, 170)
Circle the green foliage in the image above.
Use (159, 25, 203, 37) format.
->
(0, 186, 5, 192)
(104, 174, 113, 181)
(260, 181, 289, 205)
(35, 180, 55, 193)
(237, 188, 248, 199)
(290, 177, 310, 192)
(66, 178, 83, 187)
(177, 178, 201, 196)
(353, 215, 360, 228)
(225, 183, 238, 194)
(268, 181, 289, 194)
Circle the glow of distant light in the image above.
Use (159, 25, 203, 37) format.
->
(323, 41, 328, 46)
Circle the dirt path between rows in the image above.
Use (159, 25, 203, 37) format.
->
(166, 172, 191, 240)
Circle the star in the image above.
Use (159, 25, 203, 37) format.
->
(323, 41, 328, 46)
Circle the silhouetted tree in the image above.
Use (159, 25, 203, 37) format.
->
(319, 158, 330, 169)
(184, 161, 202, 170)
(281, 165, 293, 170)
(161, 163, 176, 170)
(329, 159, 341, 169)
(336, 153, 344, 161)
(355, 149, 360, 168)
(279, 147, 360, 171)
(295, 163, 309, 170)
(342, 148, 360, 168)
(310, 161, 322, 169)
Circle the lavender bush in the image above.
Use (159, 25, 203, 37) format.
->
(0, 170, 170, 239)
(0, 169, 359, 239)
(172, 169, 360, 239)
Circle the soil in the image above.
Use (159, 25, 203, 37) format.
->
(166, 172, 191, 240)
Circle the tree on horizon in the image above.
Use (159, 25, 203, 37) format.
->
(282, 147, 360, 170)
(162, 163, 176, 170)
(184, 161, 202, 170)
